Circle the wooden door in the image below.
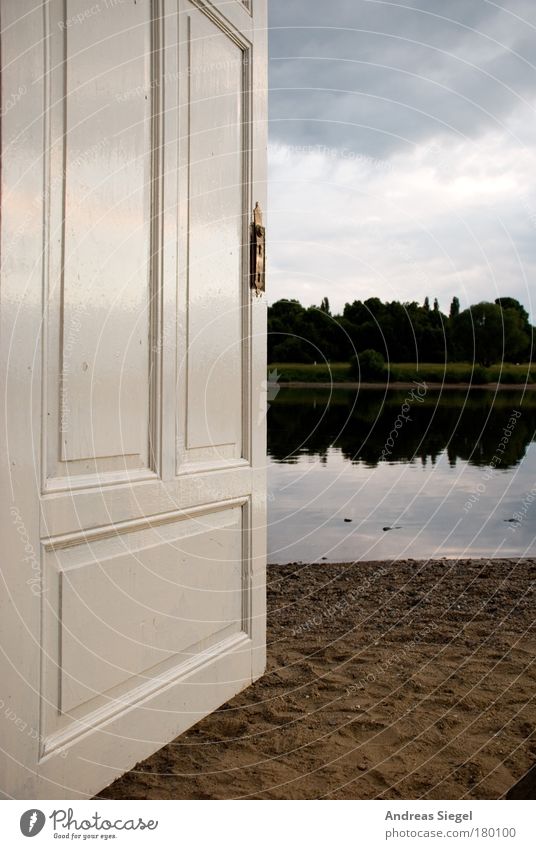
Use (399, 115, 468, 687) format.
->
(0, 0, 267, 799)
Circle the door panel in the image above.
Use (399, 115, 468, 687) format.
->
(46, 0, 153, 477)
(60, 1, 152, 464)
(0, 0, 267, 799)
(177, 2, 249, 469)
(39, 498, 251, 755)
(54, 504, 245, 715)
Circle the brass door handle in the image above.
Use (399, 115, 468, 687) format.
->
(250, 202, 265, 294)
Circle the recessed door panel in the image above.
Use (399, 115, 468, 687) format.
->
(178, 4, 249, 469)
(50, 506, 245, 715)
(47, 0, 153, 475)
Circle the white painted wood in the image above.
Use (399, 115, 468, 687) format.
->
(0, 0, 267, 799)
(58, 1, 151, 464)
(181, 7, 244, 456)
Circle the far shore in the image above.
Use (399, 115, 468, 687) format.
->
(270, 380, 536, 390)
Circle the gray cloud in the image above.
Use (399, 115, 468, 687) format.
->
(269, 0, 536, 157)
(267, 1, 536, 319)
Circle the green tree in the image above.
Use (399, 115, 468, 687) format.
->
(449, 296, 460, 319)
(350, 349, 387, 381)
(452, 302, 530, 366)
(268, 295, 533, 367)
(495, 297, 529, 323)
(272, 336, 315, 364)
(495, 297, 532, 360)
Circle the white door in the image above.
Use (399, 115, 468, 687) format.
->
(0, 0, 267, 799)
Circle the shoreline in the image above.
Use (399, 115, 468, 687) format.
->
(99, 558, 535, 801)
(270, 381, 536, 390)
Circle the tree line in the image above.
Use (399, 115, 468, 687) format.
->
(268, 295, 533, 368)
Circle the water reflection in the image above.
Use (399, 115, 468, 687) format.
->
(268, 388, 536, 469)
(267, 388, 536, 563)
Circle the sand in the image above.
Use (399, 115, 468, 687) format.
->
(98, 558, 535, 800)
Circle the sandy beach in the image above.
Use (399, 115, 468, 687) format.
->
(99, 558, 535, 800)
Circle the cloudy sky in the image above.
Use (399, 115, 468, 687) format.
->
(267, 0, 536, 319)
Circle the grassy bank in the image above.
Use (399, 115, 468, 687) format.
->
(269, 362, 536, 385)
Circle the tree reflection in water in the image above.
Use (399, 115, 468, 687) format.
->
(268, 389, 536, 470)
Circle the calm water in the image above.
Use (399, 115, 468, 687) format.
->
(267, 387, 536, 563)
